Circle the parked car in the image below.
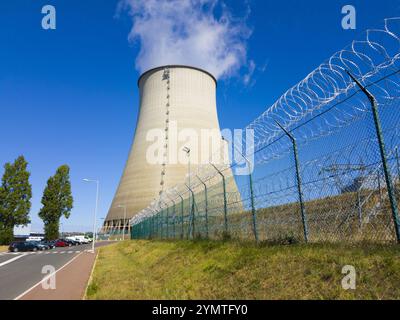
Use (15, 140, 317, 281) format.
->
(26, 236, 44, 242)
(27, 241, 47, 251)
(54, 240, 69, 247)
(67, 235, 91, 244)
(62, 239, 78, 246)
(9, 241, 40, 252)
(41, 241, 55, 249)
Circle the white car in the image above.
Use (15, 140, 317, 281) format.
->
(67, 235, 91, 244)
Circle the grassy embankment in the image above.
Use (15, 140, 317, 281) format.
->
(86, 239, 400, 300)
(0, 246, 8, 252)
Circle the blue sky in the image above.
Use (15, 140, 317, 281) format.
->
(0, 0, 399, 232)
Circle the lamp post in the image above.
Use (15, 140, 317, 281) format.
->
(83, 178, 99, 253)
(117, 204, 127, 240)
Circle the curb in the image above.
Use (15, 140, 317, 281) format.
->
(83, 250, 99, 300)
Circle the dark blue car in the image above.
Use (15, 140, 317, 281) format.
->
(8, 241, 40, 252)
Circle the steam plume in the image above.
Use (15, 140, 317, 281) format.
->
(118, 0, 252, 79)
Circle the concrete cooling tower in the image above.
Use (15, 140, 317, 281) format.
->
(104, 65, 240, 231)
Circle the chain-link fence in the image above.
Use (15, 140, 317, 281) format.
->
(130, 18, 400, 244)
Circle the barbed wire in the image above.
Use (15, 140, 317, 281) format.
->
(245, 17, 400, 164)
(128, 18, 400, 242)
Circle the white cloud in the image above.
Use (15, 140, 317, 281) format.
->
(243, 59, 256, 85)
(117, 0, 252, 80)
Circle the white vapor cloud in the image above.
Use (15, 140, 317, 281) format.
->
(243, 60, 256, 85)
(117, 0, 252, 80)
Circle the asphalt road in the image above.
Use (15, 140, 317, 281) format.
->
(0, 241, 113, 300)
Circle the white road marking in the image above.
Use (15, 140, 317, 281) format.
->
(0, 253, 27, 267)
(14, 251, 85, 300)
(0, 246, 89, 257)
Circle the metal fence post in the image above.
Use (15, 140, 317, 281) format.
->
(276, 121, 309, 243)
(166, 195, 176, 239)
(159, 207, 163, 239)
(185, 184, 196, 239)
(152, 215, 155, 238)
(177, 194, 184, 239)
(158, 210, 161, 239)
(249, 173, 258, 242)
(347, 71, 400, 243)
(152, 214, 156, 238)
(154, 214, 158, 238)
(166, 204, 169, 239)
(149, 217, 152, 238)
(396, 146, 400, 195)
(172, 200, 176, 239)
(224, 137, 259, 243)
(196, 175, 209, 238)
(210, 163, 228, 235)
(357, 188, 363, 229)
(173, 212, 176, 239)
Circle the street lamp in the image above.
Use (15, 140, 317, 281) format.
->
(117, 204, 127, 240)
(83, 178, 99, 253)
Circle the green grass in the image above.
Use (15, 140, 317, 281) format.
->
(86, 239, 400, 300)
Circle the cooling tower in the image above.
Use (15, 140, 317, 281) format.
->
(104, 65, 240, 231)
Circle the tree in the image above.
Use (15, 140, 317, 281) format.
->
(0, 156, 32, 244)
(39, 165, 73, 240)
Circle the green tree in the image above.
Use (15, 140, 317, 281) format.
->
(39, 165, 73, 240)
(0, 156, 32, 244)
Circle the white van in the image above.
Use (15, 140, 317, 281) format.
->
(67, 235, 91, 244)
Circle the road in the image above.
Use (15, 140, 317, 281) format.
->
(0, 241, 113, 300)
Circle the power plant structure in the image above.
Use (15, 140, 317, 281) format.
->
(103, 65, 241, 234)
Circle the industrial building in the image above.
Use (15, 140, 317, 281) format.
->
(103, 65, 240, 232)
